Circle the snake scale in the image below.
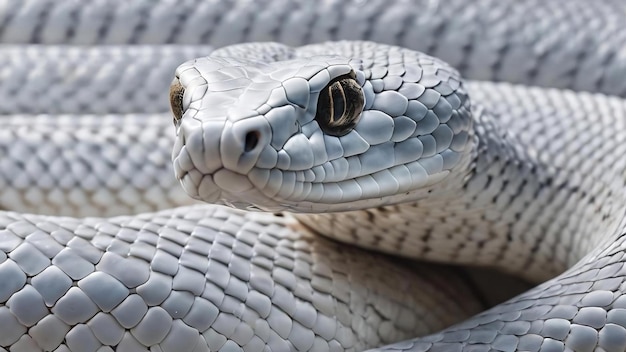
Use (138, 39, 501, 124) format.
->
(2, 0, 626, 351)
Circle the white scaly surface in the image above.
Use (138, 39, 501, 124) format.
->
(2, 1, 626, 351)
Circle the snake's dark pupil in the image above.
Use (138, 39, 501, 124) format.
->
(315, 72, 364, 137)
(330, 83, 346, 125)
(169, 79, 185, 126)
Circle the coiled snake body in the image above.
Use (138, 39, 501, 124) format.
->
(2, 1, 626, 351)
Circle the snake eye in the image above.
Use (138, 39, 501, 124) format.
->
(169, 78, 185, 126)
(315, 72, 364, 137)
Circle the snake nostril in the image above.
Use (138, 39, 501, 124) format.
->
(244, 130, 260, 152)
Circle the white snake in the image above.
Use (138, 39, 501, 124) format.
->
(2, 1, 626, 351)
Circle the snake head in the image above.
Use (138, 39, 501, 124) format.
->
(171, 42, 474, 212)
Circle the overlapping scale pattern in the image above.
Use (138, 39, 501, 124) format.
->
(173, 42, 473, 211)
(1, 1, 626, 351)
(0, 206, 482, 351)
(0, 115, 195, 216)
(1, 0, 626, 96)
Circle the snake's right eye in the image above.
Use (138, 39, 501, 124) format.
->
(169, 78, 185, 126)
(315, 72, 364, 137)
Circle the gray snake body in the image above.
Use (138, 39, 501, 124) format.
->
(2, 1, 626, 351)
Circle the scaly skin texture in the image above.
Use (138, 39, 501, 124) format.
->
(175, 42, 626, 284)
(1, 1, 626, 351)
(0, 114, 196, 216)
(0, 206, 483, 351)
(2, 44, 626, 350)
(173, 42, 626, 352)
(1, 0, 626, 96)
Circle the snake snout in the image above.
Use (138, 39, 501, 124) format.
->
(219, 117, 271, 175)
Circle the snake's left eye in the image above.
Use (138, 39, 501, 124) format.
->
(169, 78, 185, 126)
(315, 72, 364, 137)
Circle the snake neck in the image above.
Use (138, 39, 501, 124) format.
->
(292, 105, 622, 283)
